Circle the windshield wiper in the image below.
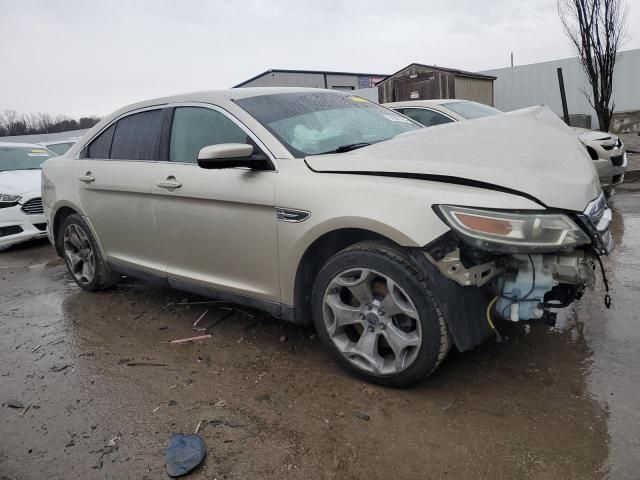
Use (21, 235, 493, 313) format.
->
(322, 142, 371, 154)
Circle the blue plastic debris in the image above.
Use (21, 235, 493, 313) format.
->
(165, 433, 206, 477)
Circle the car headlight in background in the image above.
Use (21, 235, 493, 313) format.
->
(0, 193, 21, 208)
(436, 205, 591, 252)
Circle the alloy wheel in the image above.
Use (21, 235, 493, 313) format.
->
(322, 268, 422, 375)
(63, 223, 96, 286)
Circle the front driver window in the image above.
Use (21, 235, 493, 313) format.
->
(169, 107, 249, 163)
(401, 108, 453, 127)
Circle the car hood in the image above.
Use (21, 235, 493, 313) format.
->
(305, 106, 600, 212)
(0, 169, 42, 196)
(571, 127, 618, 146)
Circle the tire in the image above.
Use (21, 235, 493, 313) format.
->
(58, 214, 120, 291)
(311, 241, 451, 388)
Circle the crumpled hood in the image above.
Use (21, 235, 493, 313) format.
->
(0, 169, 41, 196)
(306, 106, 600, 212)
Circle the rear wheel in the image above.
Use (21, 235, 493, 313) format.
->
(311, 241, 450, 387)
(58, 214, 120, 291)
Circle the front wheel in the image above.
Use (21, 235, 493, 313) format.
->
(311, 241, 450, 387)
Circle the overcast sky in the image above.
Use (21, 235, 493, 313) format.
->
(1, 0, 638, 118)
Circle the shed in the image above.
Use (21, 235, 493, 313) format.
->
(377, 64, 496, 105)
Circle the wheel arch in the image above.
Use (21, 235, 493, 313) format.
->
(292, 228, 400, 325)
(51, 203, 80, 257)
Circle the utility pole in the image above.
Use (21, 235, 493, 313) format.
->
(510, 52, 514, 67)
(557, 67, 570, 125)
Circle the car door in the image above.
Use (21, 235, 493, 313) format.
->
(151, 105, 280, 303)
(75, 107, 164, 274)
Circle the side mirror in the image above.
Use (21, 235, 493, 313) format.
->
(197, 143, 256, 169)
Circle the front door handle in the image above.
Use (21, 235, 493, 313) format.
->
(156, 177, 182, 189)
(78, 172, 95, 183)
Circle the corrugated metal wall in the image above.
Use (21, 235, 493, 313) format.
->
(481, 49, 640, 121)
(454, 77, 494, 106)
(352, 87, 379, 102)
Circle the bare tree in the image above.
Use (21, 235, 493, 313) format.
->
(558, 0, 628, 131)
(0, 110, 101, 137)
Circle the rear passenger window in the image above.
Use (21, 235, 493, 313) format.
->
(82, 124, 115, 159)
(169, 107, 249, 163)
(110, 109, 162, 160)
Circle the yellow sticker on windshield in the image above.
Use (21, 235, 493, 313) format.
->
(30, 149, 48, 154)
(349, 96, 369, 103)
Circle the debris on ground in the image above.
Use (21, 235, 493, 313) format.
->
(51, 364, 71, 372)
(165, 433, 206, 478)
(106, 435, 120, 448)
(18, 404, 31, 416)
(356, 412, 370, 421)
(7, 399, 24, 409)
(170, 334, 212, 344)
(194, 420, 203, 434)
(192, 310, 209, 330)
(279, 335, 287, 342)
(31, 344, 41, 353)
(214, 399, 228, 408)
(125, 362, 168, 367)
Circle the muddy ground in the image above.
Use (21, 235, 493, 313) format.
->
(1, 184, 639, 480)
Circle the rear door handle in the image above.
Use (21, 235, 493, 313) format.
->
(156, 177, 182, 189)
(78, 173, 95, 183)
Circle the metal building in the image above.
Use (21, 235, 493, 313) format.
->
(234, 69, 388, 91)
(480, 48, 640, 132)
(376, 63, 496, 105)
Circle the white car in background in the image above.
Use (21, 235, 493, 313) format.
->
(385, 99, 627, 196)
(0, 142, 55, 250)
(40, 138, 78, 156)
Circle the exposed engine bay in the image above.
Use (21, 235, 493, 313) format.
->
(425, 246, 596, 322)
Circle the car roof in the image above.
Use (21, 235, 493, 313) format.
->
(0, 141, 50, 148)
(125, 87, 340, 110)
(384, 99, 466, 108)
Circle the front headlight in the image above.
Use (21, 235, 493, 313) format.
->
(436, 205, 591, 253)
(0, 193, 21, 208)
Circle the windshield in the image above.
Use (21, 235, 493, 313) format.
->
(0, 146, 56, 171)
(441, 101, 502, 119)
(45, 142, 74, 155)
(235, 92, 419, 157)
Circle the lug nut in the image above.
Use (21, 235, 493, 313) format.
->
(359, 313, 366, 320)
(380, 324, 386, 330)
(378, 310, 385, 316)
(367, 325, 375, 332)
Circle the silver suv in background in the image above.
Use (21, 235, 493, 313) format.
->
(42, 88, 612, 387)
(385, 99, 627, 196)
